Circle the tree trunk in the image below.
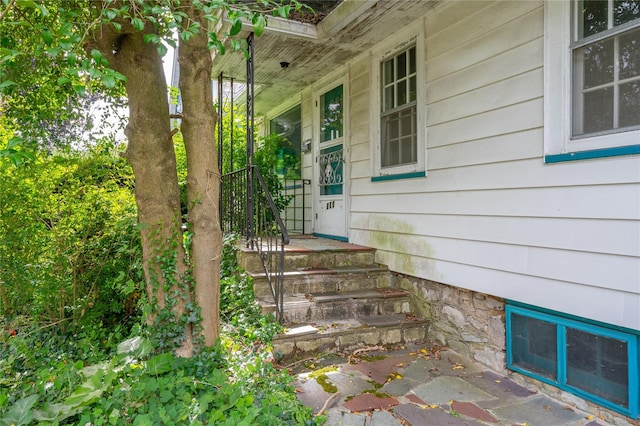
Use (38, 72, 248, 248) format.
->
(88, 19, 194, 356)
(178, 2, 222, 346)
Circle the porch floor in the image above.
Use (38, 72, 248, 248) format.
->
(283, 235, 373, 253)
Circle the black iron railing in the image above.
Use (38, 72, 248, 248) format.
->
(281, 179, 310, 234)
(221, 166, 289, 322)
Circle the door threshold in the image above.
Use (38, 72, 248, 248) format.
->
(313, 232, 348, 242)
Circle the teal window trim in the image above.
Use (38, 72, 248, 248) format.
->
(545, 145, 640, 163)
(506, 303, 639, 418)
(507, 300, 640, 336)
(371, 171, 425, 182)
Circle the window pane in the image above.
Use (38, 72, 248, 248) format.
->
(398, 80, 407, 106)
(384, 86, 395, 111)
(580, 0, 609, 38)
(320, 85, 343, 142)
(619, 28, 640, 79)
(620, 81, 640, 127)
(566, 328, 629, 407)
(583, 88, 614, 133)
(580, 39, 615, 88)
(511, 313, 558, 380)
(397, 51, 406, 79)
(614, 0, 640, 26)
(381, 106, 416, 168)
(269, 104, 302, 179)
(409, 46, 416, 74)
(409, 77, 417, 102)
(383, 59, 394, 85)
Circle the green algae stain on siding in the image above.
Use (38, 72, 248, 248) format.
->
(360, 216, 434, 277)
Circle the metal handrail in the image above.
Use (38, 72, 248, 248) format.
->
(221, 165, 289, 322)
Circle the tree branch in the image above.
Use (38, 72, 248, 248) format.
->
(0, 0, 16, 22)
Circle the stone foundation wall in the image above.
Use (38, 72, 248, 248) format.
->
(394, 272, 640, 426)
(394, 273, 506, 373)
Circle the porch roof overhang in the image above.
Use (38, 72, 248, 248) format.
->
(211, 0, 440, 115)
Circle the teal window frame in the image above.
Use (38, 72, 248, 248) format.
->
(506, 302, 640, 418)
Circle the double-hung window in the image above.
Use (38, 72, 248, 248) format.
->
(544, 0, 640, 162)
(573, 1, 640, 137)
(381, 46, 417, 169)
(372, 29, 425, 181)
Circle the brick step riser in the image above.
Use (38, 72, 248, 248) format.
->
(273, 322, 430, 357)
(261, 297, 412, 324)
(239, 251, 376, 274)
(252, 272, 391, 298)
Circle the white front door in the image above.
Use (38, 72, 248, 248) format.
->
(314, 83, 347, 240)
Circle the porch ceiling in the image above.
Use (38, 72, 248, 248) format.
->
(211, 0, 440, 115)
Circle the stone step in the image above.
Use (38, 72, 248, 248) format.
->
(259, 287, 412, 324)
(251, 264, 391, 298)
(273, 314, 430, 358)
(239, 246, 376, 275)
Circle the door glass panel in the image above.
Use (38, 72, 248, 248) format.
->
(319, 145, 343, 196)
(320, 85, 343, 143)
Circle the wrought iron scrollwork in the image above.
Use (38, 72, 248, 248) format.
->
(318, 149, 343, 187)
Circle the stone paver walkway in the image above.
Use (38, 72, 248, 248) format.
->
(291, 342, 614, 426)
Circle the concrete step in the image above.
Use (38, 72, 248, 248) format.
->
(273, 314, 430, 358)
(239, 246, 376, 275)
(259, 287, 412, 324)
(251, 264, 391, 298)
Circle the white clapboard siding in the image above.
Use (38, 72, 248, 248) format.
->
(350, 212, 640, 257)
(370, 247, 640, 330)
(427, 69, 542, 127)
(345, 0, 640, 329)
(351, 229, 638, 293)
(351, 185, 639, 220)
(427, 129, 544, 170)
(427, 6, 543, 81)
(426, 1, 541, 59)
(428, 38, 543, 103)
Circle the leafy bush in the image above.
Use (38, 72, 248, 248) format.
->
(0, 237, 317, 425)
(0, 142, 144, 337)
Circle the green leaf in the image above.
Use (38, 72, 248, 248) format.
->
(277, 5, 291, 18)
(101, 74, 116, 88)
(143, 34, 159, 44)
(132, 414, 153, 426)
(32, 403, 79, 423)
(0, 80, 15, 91)
(41, 29, 54, 45)
(64, 385, 103, 407)
(253, 14, 266, 37)
(111, 21, 122, 31)
(131, 18, 145, 31)
(229, 18, 242, 36)
(57, 76, 71, 85)
(117, 336, 151, 357)
(16, 0, 37, 9)
(73, 85, 86, 96)
(1, 394, 38, 426)
(146, 353, 174, 375)
(7, 137, 24, 149)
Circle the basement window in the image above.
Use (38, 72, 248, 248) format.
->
(506, 303, 639, 418)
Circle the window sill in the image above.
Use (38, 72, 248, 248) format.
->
(371, 171, 426, 182)
(545, 145, 640, 164)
